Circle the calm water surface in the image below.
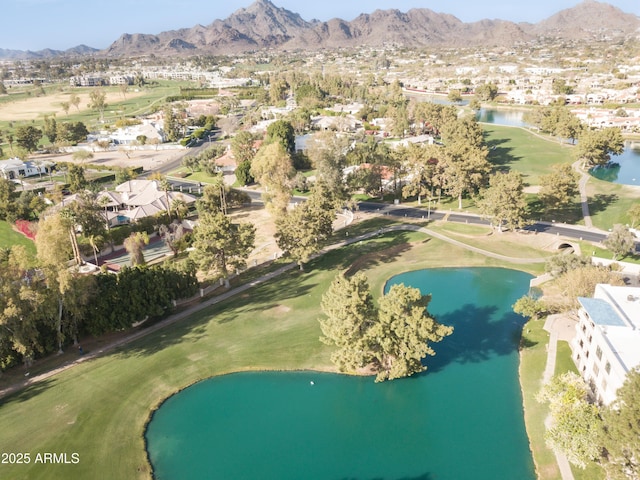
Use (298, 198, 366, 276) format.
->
(589, 142, 640, 186)
(476, 108, 529, 127)
(146, 267, 535, 480)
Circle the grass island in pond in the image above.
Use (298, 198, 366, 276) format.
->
(146, 267, 535, 480)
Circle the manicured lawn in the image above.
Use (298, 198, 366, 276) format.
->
(0, 220, 36, 256)
(0, 226, 547, 480)
(520, 317, 559, 480)
(585, 176, 640, 231)
(484, 125, 574, 186)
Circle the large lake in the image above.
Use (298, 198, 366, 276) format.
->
(146, 267, 536, 480)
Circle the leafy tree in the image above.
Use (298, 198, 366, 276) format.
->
(163, 106, 181, 142)
(235, 160, 254, 186)
(475, 83, 498, 101)
(15, 125, 42, 152)
(0, 178, 19, 222)
(88, 88, 107, 122)
(513, 295, 548, 320)
(295, 83, 323, 108)
(182, 155, 200, 173)
(604, 224, 636, 260)
(190, 210, 255, 282)
(469, 97, 482, 111)
(43, 115, 57, 144)
(266, 119, 296, 155)
(231, 131, 258, 165)
(251, 142, 295, 214)
(575, 128, 624, 168)
(287, 108, 311, 133)
(447, 89, 462, 103)
(114, 166, 136, 185)
(67, 164, 87, 192)
(526, 107, 582, 144)
(320, 272, 378, 372)
(69, 92, 80, 112)
(388, 103, 410, 137)
(320, 273, 453, 382)
(370, 284, 453, 382)
(552, 265, 625, 311)
(545, 253, 591, 278)
(35, 212, 84, 352)
(438, 115, 490, 209)
(551, 78, 573, 95)
(477, 171, 528, 232)
(600, 368, 640, 480)
(268, 77, 288, 104)
(158, 222, 186, 256)
(71, 191, 107, 239)
(539, 163, 580, 212)
(275, 181, 335, 270)
(442, 142, 491, 210)
(537, 372, 602, 469)
(411, 102, 457, 136)
(0, 245, 51, 366)
(305, 131, 350, 207)
(72, 150, 93, 163)
(60, 101, 70, 115)
(628, 203, 640, 229)
(123, 231, 149, 266)
(197, 183, 250, 214)
(56, 121, 89, 145)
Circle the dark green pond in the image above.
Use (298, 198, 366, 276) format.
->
(146, 268, 535, 480)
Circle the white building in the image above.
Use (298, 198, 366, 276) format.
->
(0, 157, 54, 180)
(571, 284, 640, 405)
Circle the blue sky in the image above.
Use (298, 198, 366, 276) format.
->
(2, 0, 640, 51)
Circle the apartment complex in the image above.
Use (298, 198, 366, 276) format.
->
(571, 284, 640, 405)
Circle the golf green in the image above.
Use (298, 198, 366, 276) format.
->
(146, 267, 535, 479)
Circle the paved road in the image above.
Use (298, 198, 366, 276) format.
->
(141, 129, 223, 178)
(357, 201, 640, 251)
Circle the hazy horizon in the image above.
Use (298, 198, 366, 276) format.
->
(2, 0, 639, 51)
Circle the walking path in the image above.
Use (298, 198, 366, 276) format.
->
(543, 314, 579, 480)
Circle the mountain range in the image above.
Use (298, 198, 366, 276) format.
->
(3, 0, 640, 60)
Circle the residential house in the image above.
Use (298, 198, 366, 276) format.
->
(58, 180, 197, 227)
(0, 157, 54, 180)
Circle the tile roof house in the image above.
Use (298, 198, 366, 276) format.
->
(59, 180, 196, 226)
(109, 179, 196, 225)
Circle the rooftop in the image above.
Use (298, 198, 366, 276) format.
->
(578, 297, 627, 327)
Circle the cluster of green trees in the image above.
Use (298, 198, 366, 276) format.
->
(3, 120, 90, 158)
(538, 369, 640, 479)
(182, 144, 227, 175)
(320, 272, 453, 382)
(0, 178, 47, 222)
(0, 239, 197, 370)
(525, 106, 625, 167)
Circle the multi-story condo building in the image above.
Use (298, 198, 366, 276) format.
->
(571, 284, 640, 405)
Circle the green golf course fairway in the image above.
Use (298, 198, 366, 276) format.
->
(0, 231, 543, 480)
